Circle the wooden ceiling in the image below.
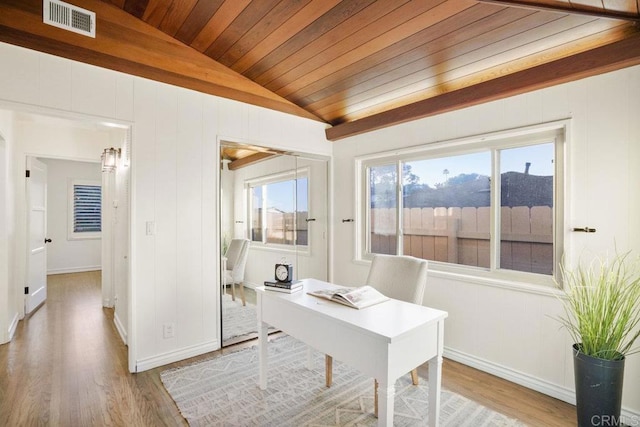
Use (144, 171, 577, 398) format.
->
(220, 142, 287, 170)
(1, 0, 640, 141)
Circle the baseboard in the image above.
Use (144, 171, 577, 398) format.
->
(113, 312, 127, 345)
(1, 312, 20, 344)
(444, 347, 640, 420)
(444, 347, 575, 404)
(47, 266, 101, 275)
(135, 339, 220, 373)
(621, 408, 640, 425)
(8, 312, 18, 341)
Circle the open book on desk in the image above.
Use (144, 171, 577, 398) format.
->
(308, 285, 389, 309)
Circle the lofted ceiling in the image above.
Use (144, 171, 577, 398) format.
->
(220, 141, 287, 170)
(1, 0, 640, 141)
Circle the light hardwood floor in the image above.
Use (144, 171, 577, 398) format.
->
(0, 272, 576, 426)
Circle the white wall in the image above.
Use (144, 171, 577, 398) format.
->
(331, 65, 640, 415)
(0, 42, 332, 372)
(40, 158, 102, 274)
(131, 82, 330, 370)
(0, 129, 9, 342)
(0, 110, 18, 344)
(111, 130, 131, 344)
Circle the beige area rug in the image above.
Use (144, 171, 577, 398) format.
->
(221, 294, 259, 342)
(161, 335, 527, 426)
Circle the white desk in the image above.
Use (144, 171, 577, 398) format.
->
(256, 278, 448, 427)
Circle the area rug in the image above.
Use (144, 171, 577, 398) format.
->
(221, 294, 259, 342)
(161, 335, 527, 426)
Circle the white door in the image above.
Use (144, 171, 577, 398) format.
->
(26, 157, 48, 314)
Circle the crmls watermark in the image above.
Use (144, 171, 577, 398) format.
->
(591, 415, 640, 426)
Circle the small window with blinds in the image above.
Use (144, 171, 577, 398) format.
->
(68, 180, 101, 239)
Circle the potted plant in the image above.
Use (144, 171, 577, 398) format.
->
(556, 252, 640, 427)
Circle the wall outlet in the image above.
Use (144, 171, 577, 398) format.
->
(163, 323, 175, 339)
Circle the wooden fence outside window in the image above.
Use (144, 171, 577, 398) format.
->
(371, 206, 553, 274)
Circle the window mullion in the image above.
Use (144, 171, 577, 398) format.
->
(293, 177, 298, 247)
(262, 185, 268, 244)
(396, 161, 403, 255)
(365, 165, 373, 257)
(490, 149, 500, 271)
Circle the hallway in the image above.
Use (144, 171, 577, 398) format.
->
(0, 272, 185, 426)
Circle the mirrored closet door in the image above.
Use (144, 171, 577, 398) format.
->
(219, 141, 328, 346)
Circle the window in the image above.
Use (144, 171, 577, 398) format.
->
(248, 171, 309, 248)
(358, 122, 566, 285)
(68, 180, 101, 240)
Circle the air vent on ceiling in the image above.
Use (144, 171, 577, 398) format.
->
(43, 0, 95, 38)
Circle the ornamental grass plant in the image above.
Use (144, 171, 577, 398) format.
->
(557, 252, 640, 360)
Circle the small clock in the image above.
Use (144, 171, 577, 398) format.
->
(275, 263, 293, 283)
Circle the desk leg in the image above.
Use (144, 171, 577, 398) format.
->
(257, 299, 268, 390)
(428, 320, 445, 427)
(258, 321, 268, 390)
(377, 381, 395, 426)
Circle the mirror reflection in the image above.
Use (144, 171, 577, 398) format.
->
(220, 142, 328, 346)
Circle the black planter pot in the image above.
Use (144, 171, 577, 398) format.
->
(573, 343, 626, 427)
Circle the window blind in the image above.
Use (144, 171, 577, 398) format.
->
(73, 184, 101, 232)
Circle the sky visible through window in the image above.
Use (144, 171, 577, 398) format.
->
(408, 143, 554, 187)
(265, 178, 308, 212)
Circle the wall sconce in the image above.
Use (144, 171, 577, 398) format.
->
(101, 147, 121, 172)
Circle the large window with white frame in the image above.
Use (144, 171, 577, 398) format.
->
(68, 179, 102, 240)
(248, 170, 309, 248)
(357, 122, 566, 285)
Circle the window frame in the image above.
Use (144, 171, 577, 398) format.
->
(355, 120, 568, 288)
(246, 168, 310, 254)
(68, 179, 102, 240)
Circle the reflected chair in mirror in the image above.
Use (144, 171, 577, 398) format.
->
(223, 238, 250, 306)
(325, 254, 428, 416)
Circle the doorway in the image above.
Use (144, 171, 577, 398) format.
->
(0, 134, 7, 342)
(37, 157, 102, 280)
(219, 141, 329, 346)
(12, 111, 131, 346)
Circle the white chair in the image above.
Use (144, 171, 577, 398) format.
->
(325, 254, 428, 416)
(223, 238, 250, 306)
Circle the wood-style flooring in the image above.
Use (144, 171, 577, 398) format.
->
(0, 272, 576, 426)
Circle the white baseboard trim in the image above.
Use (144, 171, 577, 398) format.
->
(621, 408, 640, 425)
(444, 347, 640, 420)
(444, 347, 575, 405)
(135, 339, 220, 373)
(47, 266, 101, 275)
(113, 312, 127, 345)
(2, 312, 20, 344)
(8, 312, 18, 341)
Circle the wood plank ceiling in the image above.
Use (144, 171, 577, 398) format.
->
(1, 0, 640, 141)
